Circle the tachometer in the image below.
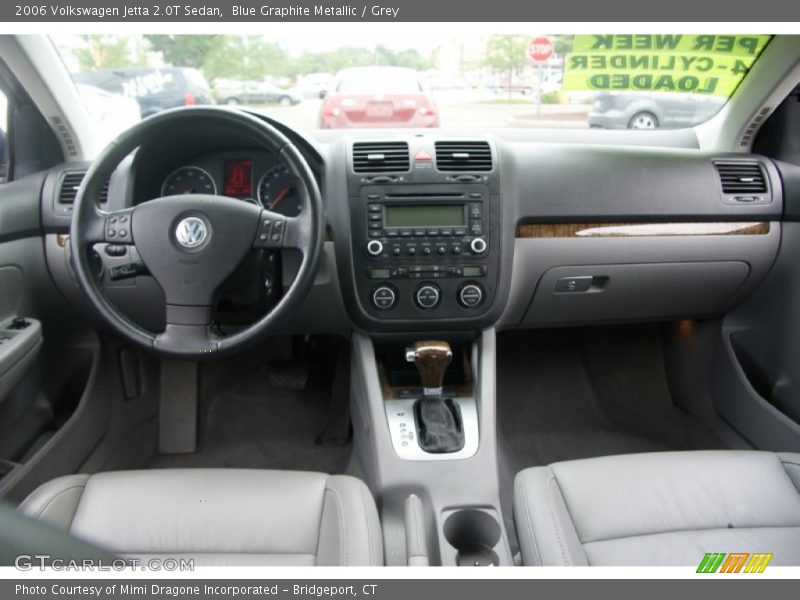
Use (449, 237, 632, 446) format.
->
(161, 166, 216, 196)
(257, 164, 302, 217)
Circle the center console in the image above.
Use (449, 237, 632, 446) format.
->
(339, 138, 506, 332)
(350, 330, 512, 566)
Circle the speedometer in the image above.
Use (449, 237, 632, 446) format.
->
(161, 166, 216, 196)
(256, 164, 303, 217)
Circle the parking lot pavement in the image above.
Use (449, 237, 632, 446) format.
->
(247, 90, 591, 131)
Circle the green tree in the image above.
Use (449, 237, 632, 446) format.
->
(483, 35, 529, 100)
(203, 36, 288, 82)
(553, 35, 574, 57)
(144, 35, 223, 69)
(74, 35, 144, 71)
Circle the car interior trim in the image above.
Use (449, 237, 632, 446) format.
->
(516, 222, 772, 239)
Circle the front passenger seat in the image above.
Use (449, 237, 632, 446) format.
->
(19, 469, 383, 566)
(514, 451, 800, 566)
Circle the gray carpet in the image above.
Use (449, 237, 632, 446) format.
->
(497, 325, 724, 475)
(150, 348, 350, 473)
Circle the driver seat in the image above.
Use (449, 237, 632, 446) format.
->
(18, 469, 383, 566)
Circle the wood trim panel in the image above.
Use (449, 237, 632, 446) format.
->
(516, 222, 771, 239)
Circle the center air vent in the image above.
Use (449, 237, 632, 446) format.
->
(58, 170, 109, 204)
(353, 142, 410, 173)
(435, 141, 492, 172)
(714, 161, 767, 194)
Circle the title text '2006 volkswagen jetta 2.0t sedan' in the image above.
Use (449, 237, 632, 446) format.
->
(0, 33, 798, 568)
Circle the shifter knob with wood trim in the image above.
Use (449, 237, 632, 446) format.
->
(406, 340, 452, 398)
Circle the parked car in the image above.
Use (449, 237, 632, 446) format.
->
(215, 80, 302, 106)
(493, 78, 535, 96)
(319, 66, 439, 129)
(75, 83, 141, 137)
(73, 67, 213, 117)
(296, 72, 335, 99)
(589, 91, 727, 129)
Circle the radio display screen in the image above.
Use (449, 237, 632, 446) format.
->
(384, 205, 465, 228)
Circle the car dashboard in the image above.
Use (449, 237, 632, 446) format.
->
(37, 111, 788, 338)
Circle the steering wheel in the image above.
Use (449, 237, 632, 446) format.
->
(70, 107, 324, 359)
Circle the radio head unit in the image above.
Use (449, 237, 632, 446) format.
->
(350, 182, 499, 324)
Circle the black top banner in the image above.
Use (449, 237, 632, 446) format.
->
(3, 0, 800, 22)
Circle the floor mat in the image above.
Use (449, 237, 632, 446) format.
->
(149, 344, 350, 473)
(497, 325, 724, 475)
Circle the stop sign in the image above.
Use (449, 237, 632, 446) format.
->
(529, 37, 554, 62)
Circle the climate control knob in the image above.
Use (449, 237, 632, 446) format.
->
(415, 284, 441, 310)
(372, 285, 397, 310)
(470, 237, 487, 254)
(458, 282, 484, 308)
(366, 240, 383, 256)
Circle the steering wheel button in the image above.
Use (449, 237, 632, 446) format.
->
(107, 229, 116, 237)
(119, 229, 127, 237)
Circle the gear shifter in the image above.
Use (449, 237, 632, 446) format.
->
(406, 340, 465, 453)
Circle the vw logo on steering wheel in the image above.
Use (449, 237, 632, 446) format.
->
(175, 216, 209, 249)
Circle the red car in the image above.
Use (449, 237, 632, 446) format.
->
(319, 67, 439, 129)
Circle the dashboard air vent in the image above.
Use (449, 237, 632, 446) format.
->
(714, 161, 767, 194)
(353, 142, 410, 173)
(58, 171, 109, 204)
(435, 141, 492, 172)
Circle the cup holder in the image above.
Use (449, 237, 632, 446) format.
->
(442, 509, 501, 566)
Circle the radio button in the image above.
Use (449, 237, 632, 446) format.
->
(372, 285, 397, 310)
(392, 247, 402, 256)
(386, 229, 399, 238)
(439, 229, 453, 237)
(415, 284, 441, 309)
(368, 222, 383, 230)
(368, 214, 382, 222)
(368, 204, 381, 212)
(469, 203, 482, 218)
(469, 192, 482, 199)
(454, 228, 467, 237)
(452, 245, 462, 255)
(469, 220, 483, 235)
(470, 237, 487, 255)
(407, 247, 417, 256)
(427, 229, 439, 237)
(413, 229, 426, 237)
(368, 231, 382, 238)
(437, 246, 447, 255)
(400, 229, 413, 237)
(367, 240, 384, 256)
(459, 283, 484, 308)
(422, 247, 432, 256)
(367, 194, 381, 200)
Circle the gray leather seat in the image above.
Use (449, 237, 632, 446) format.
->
(514, 450, 800, 566)
(19, 469, 383, 566)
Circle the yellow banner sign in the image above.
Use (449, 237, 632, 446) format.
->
(563, 35, 771, 96)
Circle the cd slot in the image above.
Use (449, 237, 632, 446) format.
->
(384, 192, 465, 200)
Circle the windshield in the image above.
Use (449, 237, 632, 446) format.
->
(51, 33, 771, 144)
